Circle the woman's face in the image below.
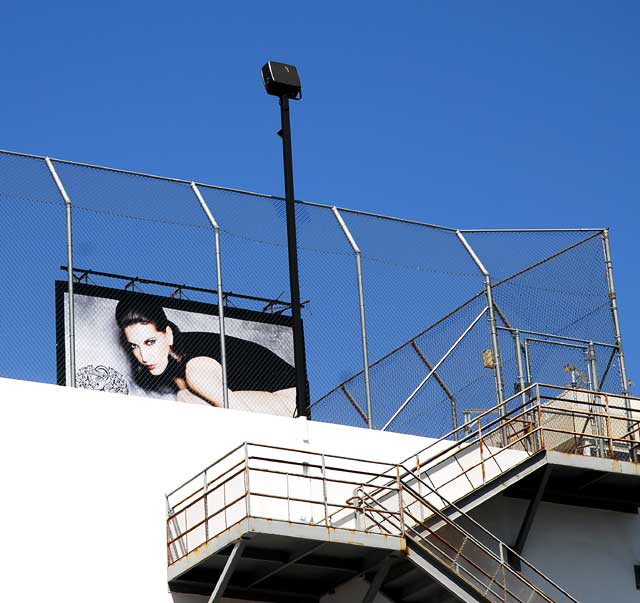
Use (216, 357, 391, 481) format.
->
(123, 322, 173, 376)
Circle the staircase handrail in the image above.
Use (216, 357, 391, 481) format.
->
(398, 465, 581, 603)
(355, 390, 541, 512)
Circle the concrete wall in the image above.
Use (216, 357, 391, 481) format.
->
(469, 493, 640, 603)
(0, 377, 431, 603)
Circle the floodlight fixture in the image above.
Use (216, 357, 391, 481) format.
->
(261, 61, 302, 99)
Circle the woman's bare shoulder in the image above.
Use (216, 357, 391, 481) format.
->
(185, 355, 221, 376)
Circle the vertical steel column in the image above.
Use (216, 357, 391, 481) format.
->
(191, 183, 229, 408)
(332, 207, 373, 429)
(602, 230, 631, 404)
(46, 158, 76, 387)
(456, 231, 505, 407)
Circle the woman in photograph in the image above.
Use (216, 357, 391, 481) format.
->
(115, 295, 298, 414)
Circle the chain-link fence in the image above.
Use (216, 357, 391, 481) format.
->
(0, 149, 627, 439)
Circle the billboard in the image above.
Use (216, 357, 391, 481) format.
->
(56, 282, 300, 416)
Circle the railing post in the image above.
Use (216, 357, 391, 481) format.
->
(478, 420, 486, 484)
(321, 454, 330, 527)
(243, 443, 251, 517)
(456, 231, 505, 409)
(395, 465, 405, 536)
(46, 158, 76, 387)
(191, 182, 229, 408)
(204, 469, 209, 543)
(536, 384, 545, 451)
(415, 455, 425, 522)
(604, 394, 614, 459)
(332, 207, 373, 428)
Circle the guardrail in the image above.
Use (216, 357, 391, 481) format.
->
(166, 443, 405, 565)
(166, 437, 583, 603)
(400, 384, 640, 513)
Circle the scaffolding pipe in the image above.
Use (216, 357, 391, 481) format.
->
(46, 158, 76, 387)
(332, 207, 373, 428)
(191, 182, 229, 408)
(456, 231, 505, 408)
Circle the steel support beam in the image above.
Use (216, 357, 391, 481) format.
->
(248, 543, 324, 589)
(207, 539, 247, 603)
(333, 206, 373, 428)
(191, 182, 229, 408)
(362, 555, 393, 603)
(46, 158, 76, 387)
(509, 465, 552, 570)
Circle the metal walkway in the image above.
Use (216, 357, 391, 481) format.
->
(166, 437, 583, 602)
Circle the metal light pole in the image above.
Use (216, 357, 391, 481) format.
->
(262, 61, 309, 418)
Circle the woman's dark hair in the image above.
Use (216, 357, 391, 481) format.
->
(115, 295, 184, 392)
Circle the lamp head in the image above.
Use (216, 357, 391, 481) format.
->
(261, 61, 302, 99)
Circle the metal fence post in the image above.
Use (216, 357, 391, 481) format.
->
(45, 158, 76, 387)
(191, 182, 229, 408)
(332, 207, 373, 428)
(601, 230, 631, 405)
(456, 231, 505, 408)
(514, 330, 527, 407)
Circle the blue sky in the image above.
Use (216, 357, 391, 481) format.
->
(2, 1, 640, 391)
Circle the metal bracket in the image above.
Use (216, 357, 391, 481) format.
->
(124, 278, 138, 291)
(73, 269, 90, 284)
(171, 286, 186, 299)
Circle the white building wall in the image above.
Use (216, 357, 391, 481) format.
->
(0, 377, 431, 603)
(469, 494, 640, 603)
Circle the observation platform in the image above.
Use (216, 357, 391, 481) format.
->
(417, 385, 640, 520)
(166, 433, 590, 603)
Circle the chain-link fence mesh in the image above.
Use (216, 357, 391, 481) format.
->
(0, 150, 625, 440)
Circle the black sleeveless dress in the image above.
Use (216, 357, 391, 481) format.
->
(178, 332, 296, 393)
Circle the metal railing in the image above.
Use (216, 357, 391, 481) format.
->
(394, 466, 579, 603)
(401, 383, 640, 510)
(166, 440, 582, 602)
(166, 442, 406, 565)
(345, 384, 640, 528)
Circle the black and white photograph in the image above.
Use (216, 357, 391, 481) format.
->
(56, 282, 298, 416)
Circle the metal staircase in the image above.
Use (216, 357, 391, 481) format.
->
(353, 462, 579, 603)
(166, 384, 640, 601)
(394, 383, 639, 520)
